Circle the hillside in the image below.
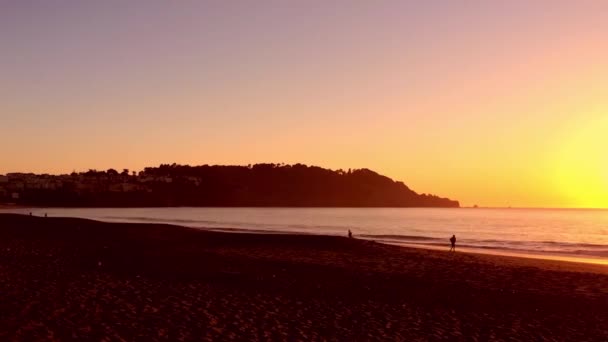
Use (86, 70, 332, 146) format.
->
(2, 164, 459, 208)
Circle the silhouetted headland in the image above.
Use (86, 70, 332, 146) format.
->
(0, 163, 459, 208)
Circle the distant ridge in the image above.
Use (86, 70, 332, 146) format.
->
(1, 163, 459, 208)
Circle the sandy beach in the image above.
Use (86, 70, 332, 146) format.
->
(0, 214, 607, 341)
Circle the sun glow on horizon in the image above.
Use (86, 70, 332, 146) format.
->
(552, 113, 608, 208)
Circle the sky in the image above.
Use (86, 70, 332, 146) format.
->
(1, 1, 608, 208)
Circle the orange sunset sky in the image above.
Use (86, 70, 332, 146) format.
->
(1, 1, 607, 208)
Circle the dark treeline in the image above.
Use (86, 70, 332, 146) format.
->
(8, 164, 459, 208)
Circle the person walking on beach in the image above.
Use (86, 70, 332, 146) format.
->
(348, 229, 353, 239)
(449, 235, 456, 252)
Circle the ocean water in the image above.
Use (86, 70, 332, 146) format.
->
(3, 207, 608, 262)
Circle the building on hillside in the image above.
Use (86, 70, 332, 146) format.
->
(109, 183, 142, 192)
(187, 177, 202, 186)
(138, 176, 156, 183)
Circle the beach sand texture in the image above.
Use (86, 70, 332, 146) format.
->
(0, 214, 607, 341)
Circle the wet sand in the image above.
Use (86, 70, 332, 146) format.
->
(0, 214, 607, 341)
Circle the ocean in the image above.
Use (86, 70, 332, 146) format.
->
(3, 207, 608, 263)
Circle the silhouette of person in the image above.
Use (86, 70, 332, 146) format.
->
(44, 213, 48, 218)
(348, 229, 353, 239)
(450, 235, 456, 252)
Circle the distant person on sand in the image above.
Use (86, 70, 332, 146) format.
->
(348, 230, 353, 238)
(450, 235, 456, 252)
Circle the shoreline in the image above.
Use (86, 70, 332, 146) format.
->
(202, 227, 608, 266)
(2, 208, 607, 265)
(390, 242, 608, 266)
(7, 211, 607, 269)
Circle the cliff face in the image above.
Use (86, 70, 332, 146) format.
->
(7, 164, 459, 208)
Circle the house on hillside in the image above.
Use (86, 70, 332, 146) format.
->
(109, 183, 142, 192)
